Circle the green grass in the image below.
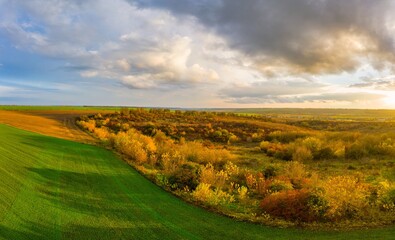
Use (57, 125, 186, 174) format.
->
(0, 124, 394, 240)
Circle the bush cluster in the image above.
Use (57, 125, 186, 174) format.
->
(77, 112, 395, 227)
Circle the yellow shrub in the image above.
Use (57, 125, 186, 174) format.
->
(260, 141, 271, 151)
(159, 152, 184, 174)
(237, 186, 248, 201)
(319, 176, 370, 220)
(192, 183, 235, 206)
(126, 129, 157, 154)
(113, 129, 157, 165)
(200, 163, 217, 185)
(200, 163, 229, 189)
(192, 183, 212, 202)
(282, 161, 307, 181)
(292, 146, 313, 162)
(93, 127, 110, 140)
(331, 141, 345, 158)
(224, 161, 239, 176)
(377, 180, 395, 211)
(78, 120, 96, 132)
(302, 137, 322, 152)
(179, 141, 234, 165)
(215, 170, 229, 189)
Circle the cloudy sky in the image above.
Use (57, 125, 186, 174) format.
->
(1, 0, 395, 108)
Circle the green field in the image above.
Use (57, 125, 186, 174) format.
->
(0, 124, 394, 240)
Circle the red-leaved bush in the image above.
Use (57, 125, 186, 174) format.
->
(260, 189, 319, 222)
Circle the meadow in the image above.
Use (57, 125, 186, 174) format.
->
(4, 124, 395, 239)
(1, 107, 395, 239)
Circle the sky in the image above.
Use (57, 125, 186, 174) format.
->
(1, 0, 395, 108)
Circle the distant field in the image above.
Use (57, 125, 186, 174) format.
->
(1, 124, 395, 239)
(0, 110, 95, 143)
(0, 105, 123, 111)
(208, 108, 395, 121)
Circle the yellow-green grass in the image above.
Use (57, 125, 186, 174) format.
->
(0, 110, 94, 143)
(0, 124, 394, 240)
(0, 105, 124, 111)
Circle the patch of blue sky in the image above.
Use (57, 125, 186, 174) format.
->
(15, 7, 47, 35)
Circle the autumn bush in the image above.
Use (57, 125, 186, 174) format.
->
(93, 127, 110, 141)
(77, 110, 395, 227)
(376, 180, 395, 212)
(200, 163, 229, 189)
(192, 183, 235, 206)
(112, 129, 157, 165)
(167, 162, 200, 190)
(266, 131, 310, 143)
(77, 119, 96, 132)
(292, 146, 313, 162)
(260, 190, 321, 222)
(319, 176, 371, 220)
(260, 141, 292, 160)
(179, 141, 234, 166)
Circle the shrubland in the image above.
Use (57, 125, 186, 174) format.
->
(77, 108, 395, 229)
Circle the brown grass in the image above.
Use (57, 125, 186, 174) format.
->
(0, 110, 102, 143)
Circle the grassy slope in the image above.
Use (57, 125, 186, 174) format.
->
(0, 124, 394, 240)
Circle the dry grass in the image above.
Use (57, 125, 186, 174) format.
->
(0, 110, 100, 143)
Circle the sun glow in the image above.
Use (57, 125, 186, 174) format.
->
(383, 94, 395, 107)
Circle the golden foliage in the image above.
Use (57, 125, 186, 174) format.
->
(319, 176, 370, 220)
(93, 127, 110, 140)
(192, 183, 235, 206)
(113, 129, 157, 165)
(200, 163, 229, 189)
(292, 146, 313, 162)
(237, 185, 248, 201)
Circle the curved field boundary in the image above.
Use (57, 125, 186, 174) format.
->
(0, 110, 95, 143)
(0, 124, 394, 239)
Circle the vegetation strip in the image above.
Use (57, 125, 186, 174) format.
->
(76, 109, 395, 229)
(0, 124, 394, 239)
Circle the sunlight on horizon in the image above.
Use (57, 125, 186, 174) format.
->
(383, 93, 395, 108)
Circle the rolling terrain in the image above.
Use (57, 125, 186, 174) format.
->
(1, 124, 395, 239)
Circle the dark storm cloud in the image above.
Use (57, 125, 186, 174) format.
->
(132, 0, 395, 75)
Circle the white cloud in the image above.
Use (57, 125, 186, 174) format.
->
(0, 0, 221, 89)
(0, 85, 15, 94)
(80, 71, 98, 78)
(1, 0, 394, 108)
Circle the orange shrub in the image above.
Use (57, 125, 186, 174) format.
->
(93, 127, 110, 140)
(260, 190, 319, 222)
(78, 120, 96, 132)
